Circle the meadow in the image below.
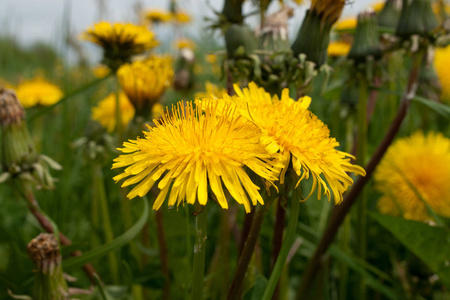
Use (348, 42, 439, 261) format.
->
(0, 0, 450, 299)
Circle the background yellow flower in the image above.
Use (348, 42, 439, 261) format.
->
(375, 131, 450, 221)
(91, 92, 135, 132)
(16, 78, 63, 108)
(434, 45, 450, 102)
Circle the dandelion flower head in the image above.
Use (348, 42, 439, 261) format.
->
(199, 82, 366, 203)
(195, 82, 227, 99)
(117, 56, 173, 115)
(173, 11, 191, 23)
(81, 22, 158, 69)
(16, 78, 63, 108)
(375, 131, 450, 221)
(112, 101, 283, 212)
(146, 9, 172, 24)
(92, 92, 135, 133)
(93, 65, 111, 78)
(434, 45, 450, 102)
(327, 40, 352, 57)
(311, 0, 346, 25)
(174, 38, 196, 50)
(371, 1, 385, 12)
(334, 17, 357, 31)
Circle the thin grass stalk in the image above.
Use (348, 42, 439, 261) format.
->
(262, 189, 301, 300)
(15, 179, 98, 284)
(191, 204, 208, 300)
(227, 197, 275, 300)
(155, 210, 170, 300)
(92, 162, 119, 283)
(295, 49, 425, 300)
(356, 76, 369, 300)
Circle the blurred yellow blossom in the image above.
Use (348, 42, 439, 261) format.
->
(146, 9, 172, 23)
(16, 78, 63, 108)
(93, 65, 111, 78)
(195, 82, 226, 99)
(174, 38, 195, 50)
(375, 132, 450, 221)
(334, 17, 357, 31)
(173, 11, 191, 23)
(434, 44, 450, 102)
(327, 40, 352, 57)
(92, 92, 135, 132)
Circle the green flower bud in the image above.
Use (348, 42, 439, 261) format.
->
(396, 0, 438, 38)
(348, 10, 382, 62)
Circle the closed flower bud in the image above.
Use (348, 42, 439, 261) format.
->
(348, 9, 382, 62)
(396, 0, 438, 38)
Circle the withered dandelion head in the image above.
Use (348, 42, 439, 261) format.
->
(92, 92, 135, 133)
(112, 101, 283, 212)
(311, 0, 346, 25)
(199, 82, 366, 203)
(375, 132, 450, 221)
(81, 22, 158, 70)
(16, 78, 63, 108)
(117, 55, 173, 116)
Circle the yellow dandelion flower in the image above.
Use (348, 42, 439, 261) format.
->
(112, 101, 283, 212)
(117, 55, 173, 116)
(16, 78, 63, 108)
(92, 92, 135, 133)
(146, 9, 172, 23)
(173, 11, 191, 23)
(174, 38, 195, 50)
(199, 82, 366, 203)
(334, 17, 357, 31)
(434, 45, 450, 102)
(327, 40, 352, 57)
(311, 0, 346, 24)
(93, 65, 111, 78)
(81, 22, 159, 69)
(371, 1, 385, 12)
(195, 82, 227, 99)
(375, 132, 450, 221)
(206, 54, 217, 64)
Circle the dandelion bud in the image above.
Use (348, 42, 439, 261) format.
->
(27, 233, 69, 300)
(348, 9, 382, 62)
(225, 24, 256, 58)
(0, 89, 37, 174)
(291, 0, 346, 66)
(377, 0, 402, 29)
(396, 0, 438, 38)
(222, 0, 245, 24)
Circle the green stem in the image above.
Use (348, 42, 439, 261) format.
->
(262, 190, 301, 300)
(114, 77, 124, 142)
(191, 204, 208, 300)
(93, 162, 119, 283)
(227, 197, 274, 300)
(356, 75, 369, 300)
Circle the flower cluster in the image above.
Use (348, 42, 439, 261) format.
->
(113, 82, 365, 211)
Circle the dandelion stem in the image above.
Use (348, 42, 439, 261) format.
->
(227, 197, 274, 300)
(191, 204, 208, 300)
(92, 162, 119, 283)
(356, 75, 369, 300)
(155, 210, 171, 300)
(114, 77, 123, 142)
(15, 179, 98, 284)
(295, 48, 425, 300)
(262, 189, 301, 300)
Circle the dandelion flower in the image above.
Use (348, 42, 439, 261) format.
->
(375, 132, 450, 221)
(206, 54, 218, 64)
(16, 78, 63, 108)
(327, 40, 352, 57)
(173, 11, 191, 23)
(117, 56, 173, 116)
(371, 1, 385, 12)
(93, 65, 111, 78)
(81, 22, 158, 70)
(174, 38, 195, 50)
(434, 45, 450, 102)
(146, 9, 172, 24)
(112, 101, 283, 212)
(311, 0, 346, 25)
(92, 92, 135, 132)
(199, 82, 366, 203)
(334, 17, 357, 31)
(195, 82, 227, 99)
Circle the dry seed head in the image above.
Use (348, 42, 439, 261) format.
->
(0, 88, 25, 127)
(27, 233, 61, 273)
